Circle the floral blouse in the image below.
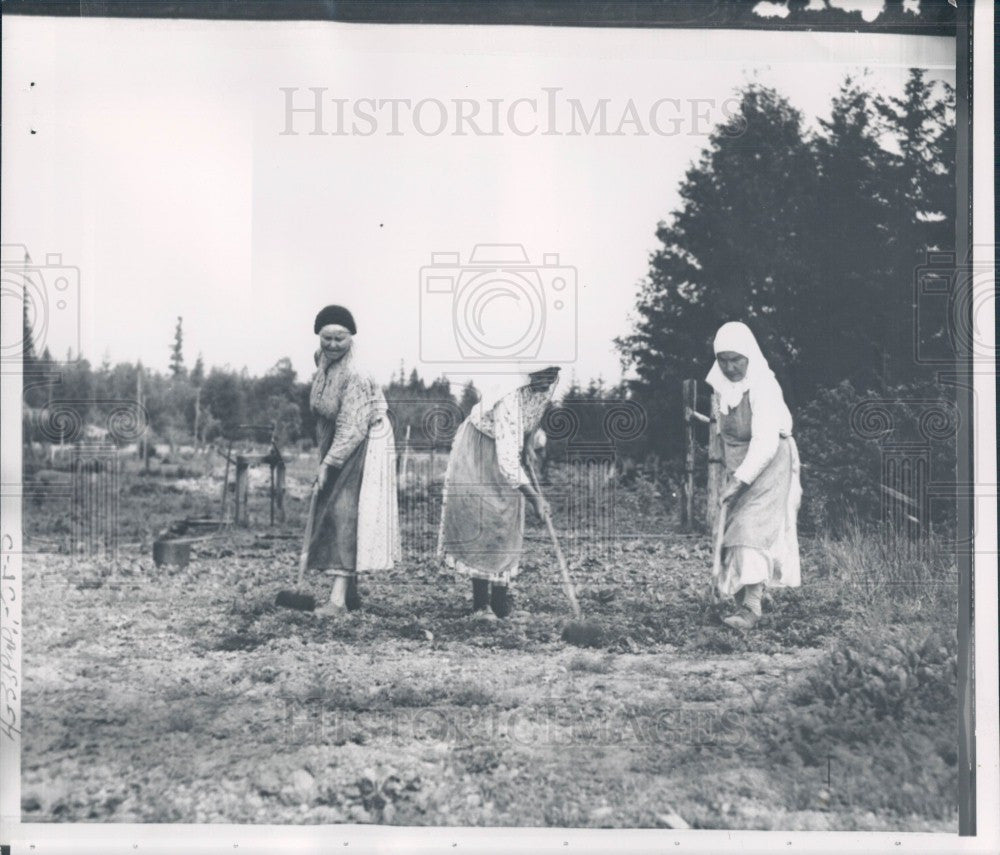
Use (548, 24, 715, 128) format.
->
(470, 386, 550, 486)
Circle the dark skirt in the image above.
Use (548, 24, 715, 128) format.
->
(306, 437, 368, 571)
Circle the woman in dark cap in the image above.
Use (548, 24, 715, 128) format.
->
(306, 305, 400, 615)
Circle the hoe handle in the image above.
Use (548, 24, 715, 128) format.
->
(710, 500, 728, 599)
(525, 455, 582, 619)
(297, 481, 320, 587)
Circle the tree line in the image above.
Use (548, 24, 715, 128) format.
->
(22, 71, 957, 530)
(616, 70, 957, 528)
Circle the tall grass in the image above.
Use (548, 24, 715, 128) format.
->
(811, 514, 957, 616)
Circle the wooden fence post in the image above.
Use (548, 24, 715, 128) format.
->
(682, 379, 696, 530)
(137, 363, 149, 473)
(274, 459, 286, 523)
(234, 455, 249, 526)
(400, 424, 411, 484)
(706, 392, 724, 532)
(193, 385, 202, 451)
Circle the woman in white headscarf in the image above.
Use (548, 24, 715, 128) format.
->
(437, 366, 561, 619)
(706, 322, 801, 629)
(307, 304, 400, 616)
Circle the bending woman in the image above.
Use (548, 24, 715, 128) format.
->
(707, 322, 801, 630)
(437, 366, 560, 619)
(307, 304, 400, 616)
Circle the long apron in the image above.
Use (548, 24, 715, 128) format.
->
(438, 420, 525, 585)
(717, 391, 801, 596)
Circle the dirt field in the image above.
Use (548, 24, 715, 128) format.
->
(20, 457, 958, 830)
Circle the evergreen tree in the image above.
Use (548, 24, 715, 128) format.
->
(801, 77, 898, 393)
(170, 316, 186, 377)
(458, 380, 479, 415)
(616, 83, 817, 454)
(190, 353, 206, 387)
(22, 298, 36, 367)
(876, 70, 956, 382)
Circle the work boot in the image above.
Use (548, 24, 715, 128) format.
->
(345, 573, 362, 612)
(472, 578, 490, 614)
(722, 607, 759, 630)
(490, 583, 513, 619)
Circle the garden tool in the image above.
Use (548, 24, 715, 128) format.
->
(275, 480, 320, 611)
(709, 499, 728, 603)
(525, 456, 604, 648)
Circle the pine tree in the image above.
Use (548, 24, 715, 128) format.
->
(190, 353, 205, 386)
(616, 83, 817, 454)
(22, 298, 36, 367)
(170, 316, 186, 377)
(802, 77, 898, 392)
(876, 69, 956, 382)
(459, 380, 479, 415)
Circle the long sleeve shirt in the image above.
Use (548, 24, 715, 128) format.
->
(321, 375, 381, 468)
(468, 386, 550, 487)
(730, 378, 793, 485)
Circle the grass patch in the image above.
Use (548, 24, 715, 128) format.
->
(567, 653, 616, 673)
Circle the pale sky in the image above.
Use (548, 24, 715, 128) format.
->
(2, 16, 954, 391)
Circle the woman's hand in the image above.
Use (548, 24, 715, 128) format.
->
(518, 483, 551, 522)
(720, 477, 747, 505)
(533, 494, 552, 522)
(317, 461, 340, 491)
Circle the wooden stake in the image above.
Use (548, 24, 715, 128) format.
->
(235, 455, 249, 527)
(136, 363, 149, 473)
(400, 424, 411, 484)
(706, 392, 724, 533)
(274, 459, 286, 523)
(682, 379, 696, 530)
(193, 385, 202, 451)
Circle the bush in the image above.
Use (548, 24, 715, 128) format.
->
(795, 380, 957, 535)
(769, 627, 958, 819)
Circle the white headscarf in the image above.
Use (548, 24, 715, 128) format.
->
(468, 366, 560, 423)
(705, 322, 778, 414)
(473, 371, 534, 414)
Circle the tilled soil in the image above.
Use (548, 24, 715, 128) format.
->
(20, 480, 954, 830)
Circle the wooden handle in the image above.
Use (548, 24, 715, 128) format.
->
(297, 481, 320, 587)
(524, 455, 582, 619)
(544, 513, 582, 619)
(711, 500, 728, 593)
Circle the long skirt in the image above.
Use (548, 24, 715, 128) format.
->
(306, 438, 368, 573)
(437, 420, 525, 585)
(716, 436, 802, 597)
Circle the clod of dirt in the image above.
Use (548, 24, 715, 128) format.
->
(214, 631, 262, 652)
(283, 769, 317, 804)
(255, 769, 282, 796)
(656, 810, 691, 829)
(590, 805, 614, 825)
